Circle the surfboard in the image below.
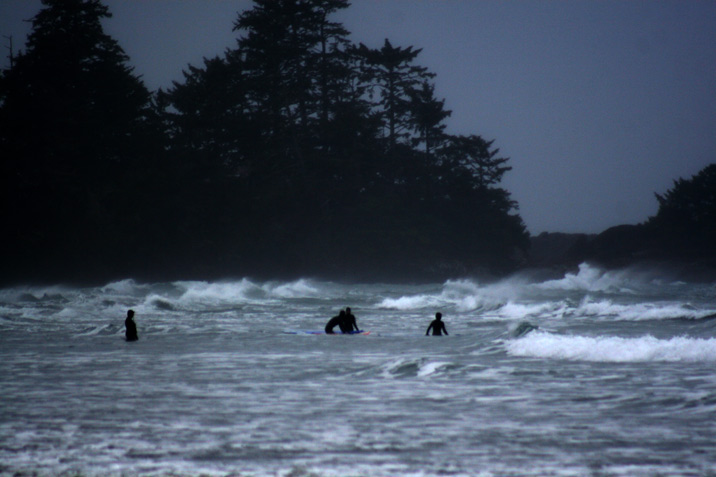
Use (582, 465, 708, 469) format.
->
(284, 330, 371, 335)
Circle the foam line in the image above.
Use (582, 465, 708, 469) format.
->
(506, 332, 716, 362)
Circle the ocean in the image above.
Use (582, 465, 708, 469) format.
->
(1, 263, 716, 476)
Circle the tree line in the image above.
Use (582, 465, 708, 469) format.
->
(530, 163, 716, 276)
(583, 164, 716, 268)
(1, 0, 530, 284)
(5, 1, 710, 285)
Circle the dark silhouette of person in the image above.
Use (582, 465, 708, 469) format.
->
(426, 312, 448, 336)
(325, 310, 346, 334)
(125, 309, 138, 341)
(343, 307, 359, 333)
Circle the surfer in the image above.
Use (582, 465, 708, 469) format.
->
(344, 307, 359, 332)
(325, 310, 347, 334)
(425, 312, 448, 336)
(125, 309, 138, 341)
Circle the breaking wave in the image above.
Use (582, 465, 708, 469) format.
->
(377, 263, 716, 321)
(506, 332, 716, 362)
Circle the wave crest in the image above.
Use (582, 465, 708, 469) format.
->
(506, 332, 716, 362)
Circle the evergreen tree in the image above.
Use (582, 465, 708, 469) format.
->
(229, 0, 355, 196)
(160, 56, 255, 179)
(427, 135, 527, 271)
(357, 39, 435, 151)
(232, 0, 351, 139)
(440, 135, 512, 189)
(2, 0, 531, 284)
(0, 0, 163, 281)
(2, 0, 155, 179)
(648, 163, 716, 255)
(409, 81, 451, 156)
(160, 0, 529, 279)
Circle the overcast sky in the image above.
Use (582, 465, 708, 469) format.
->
(2, 0, 715, 234)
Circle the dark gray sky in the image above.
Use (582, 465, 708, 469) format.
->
(2, 0, 715, 234)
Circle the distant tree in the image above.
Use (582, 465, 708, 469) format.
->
(0, 0, 532, 285)
(648, 163, 716, 255)
(357, 39, 435, 151)
(439, 135, 512, 190)
(409, 81, 451, 156)
(159, 56, 256, 179)
(0, 0, 164, 281)
(428, 135, 527, 270)
(160, 0, 529, 279)
(159, 0, 362, 272)
(233, 0, 351, 137)
(1, 0, 156, 178)
(228, 0, 359, 195)
(575, 164, 716, 268)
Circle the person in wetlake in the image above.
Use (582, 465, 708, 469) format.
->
(325, 310, 347, 334)
(426, 312, 448, 336)
(125, 309, 138, 341)
(343, 307, 359, 333)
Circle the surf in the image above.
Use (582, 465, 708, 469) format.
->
(506, 332, 716, 362)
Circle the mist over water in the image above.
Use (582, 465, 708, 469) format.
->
(2, 263, 716, 476)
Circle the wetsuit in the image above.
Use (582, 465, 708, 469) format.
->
(426, 319, 448, 336)
(125, 315, 138, 341)
(344, 312, 359, 332)
(325, 313, 344, 334)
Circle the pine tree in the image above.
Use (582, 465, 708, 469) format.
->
(0, 0, 161, 281)
(357, 39, 435, 151)
(1, 0, 154, 178)
(409, 81, 451, 156)
(648, 163, 716, 255)
(440, 135, 512, 190)
(161, 0, 529, 279)
(232, 0, 350, 139)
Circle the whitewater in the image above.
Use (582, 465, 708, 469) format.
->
(2, 263, 716, 476)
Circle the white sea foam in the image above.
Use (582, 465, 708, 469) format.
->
(171, 278, 329, 306)
(444, 278, 520, 311)
(488, 295, 715, 322)
(417, 361, 451, 377)
(174, 278, 265, 304)
(144, 294, 176, 311)
(537, 263, 641, 293)
(495, 301, 569, 320)
(378, 278, 514, 311)
(573, 298, 714, 321)
(266, 279, 321, 298)
(0, 285, 70, 303)
(506, 332, 716, 362)
(100, 278, 144, 295)
(375, 263, 714, 322)
(379, 294, 442, 310)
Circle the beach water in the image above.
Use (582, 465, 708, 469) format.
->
(2, 263, 716, 476)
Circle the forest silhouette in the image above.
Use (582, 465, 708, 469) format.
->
(1, 0, 714, 285)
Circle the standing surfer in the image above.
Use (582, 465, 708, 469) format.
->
(426, 312, 448, 336)
(125, 309, 138, 341)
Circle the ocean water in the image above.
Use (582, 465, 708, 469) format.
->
(2, 263, 716, 476)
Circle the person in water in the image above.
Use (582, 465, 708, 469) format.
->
(125, 309, 138, 341)
(343, 307, 359, 333)
(425, 312, 448, 336)
(325, 310, 347, 334)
